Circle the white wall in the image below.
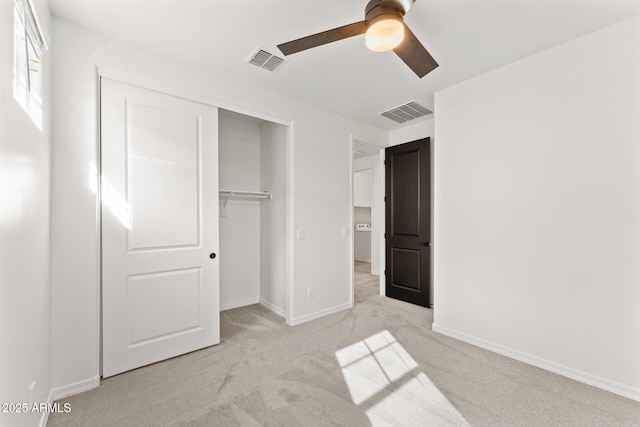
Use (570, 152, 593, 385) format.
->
(49, 19, 107, 398)
(218, 111, 262, 310)
(0, 0, 52, 426)
(49, 17, 387, 392)
(260, 122, 287, 315)
(388, 117, 434, 147)
(353, 170, 372, 207)
(433, 16, 640, 400)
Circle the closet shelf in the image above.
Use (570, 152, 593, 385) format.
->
(219, 190, 272, 200)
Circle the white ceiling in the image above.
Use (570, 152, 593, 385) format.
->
(49, 0, 640, 131)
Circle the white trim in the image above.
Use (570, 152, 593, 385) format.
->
(285, 123, 295, 326)
(220, 298, 261, 312)
(352, 141, 385, 296)
(260, 298, 287, 319)
(13, 0, 45, 129)
(348, 136, 355, 308)
(24, 0, 49, 49)
(96, 70, 103, 378)
(37, 389, 53, 427)
(432, 324, 640, 402)
(378, 148, 386, 296)
(96, 65, 291, 127)
(51, 376, 101, 401)
(289, 303, 352, 326)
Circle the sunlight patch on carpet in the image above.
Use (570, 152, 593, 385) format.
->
(335, 330, 471, 426)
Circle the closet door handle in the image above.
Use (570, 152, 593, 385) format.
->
(209, 253, 217, 259)
(419, 242, 431, 247)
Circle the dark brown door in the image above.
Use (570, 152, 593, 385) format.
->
(385, 138, 431, 307)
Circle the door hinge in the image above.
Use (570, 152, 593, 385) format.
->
(384, 196, 386, 202)
(384, 269, 387, 275)
(384, 160, 386, 165)
(384, 233, 386, 238)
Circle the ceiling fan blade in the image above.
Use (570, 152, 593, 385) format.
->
(381, 0, 416, 14)
(393, 24, 438, 78)
(278, 21, 366, 56)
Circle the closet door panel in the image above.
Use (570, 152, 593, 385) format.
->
(101, 78, 220, 378)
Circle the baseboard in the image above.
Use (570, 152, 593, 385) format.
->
(37, 390, 53, 427)
(220, 297, 260, 312)
(51, 376, 100, 401)
(259, 298, 287, 318)
(432, 324, 640, 402)
(39, 412, 50, 427)
(288, 302, 352, 326)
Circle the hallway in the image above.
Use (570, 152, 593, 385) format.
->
(354, 261, 378, 304)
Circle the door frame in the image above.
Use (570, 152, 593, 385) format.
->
(95, 66, 295, 377)
(350, 137, 386, 304)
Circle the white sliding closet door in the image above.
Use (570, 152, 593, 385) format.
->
(101, 78, 220, 378)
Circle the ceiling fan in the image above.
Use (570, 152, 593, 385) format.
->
(277, 0, 438, 78)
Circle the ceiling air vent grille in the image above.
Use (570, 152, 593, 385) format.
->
(380, 101, 433, 124)
(247, 47, 286, 73)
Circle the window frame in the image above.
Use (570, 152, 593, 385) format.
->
(13, 0, 48, 130)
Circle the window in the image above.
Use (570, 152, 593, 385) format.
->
(13, 0, 47, 130)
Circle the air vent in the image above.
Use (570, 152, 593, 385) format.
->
(247, 47, 286, 72)
(380, 101, 433, 124)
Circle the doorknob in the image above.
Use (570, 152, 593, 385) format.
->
(209, 253, 217, 259)
(419, 242, 431, 247)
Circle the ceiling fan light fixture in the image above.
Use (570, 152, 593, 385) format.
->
(277, 0, 438, 78)
(365, 14, 404, 52)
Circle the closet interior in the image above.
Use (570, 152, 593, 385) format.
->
(218, 109, 287, 318)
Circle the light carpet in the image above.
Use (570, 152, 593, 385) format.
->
(47, 262, 640, 426)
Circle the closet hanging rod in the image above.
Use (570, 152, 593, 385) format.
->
(218, 190, 272, 200)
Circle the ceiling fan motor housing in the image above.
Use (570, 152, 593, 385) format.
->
(365, 0, 405, 29)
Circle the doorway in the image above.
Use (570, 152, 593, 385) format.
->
(218, 109, 288, 318)
(354, 169, 372, 266)
(352, 140, 383, 305)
